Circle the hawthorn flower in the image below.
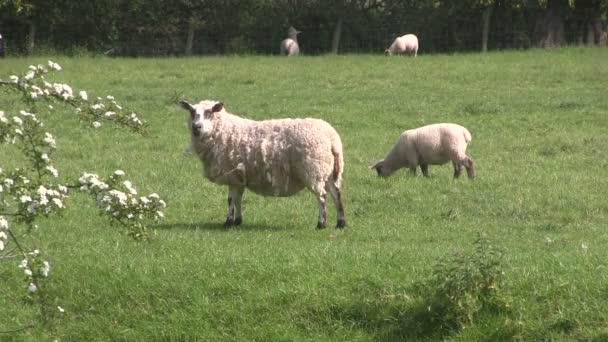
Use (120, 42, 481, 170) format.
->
(79, 90, 88, 100)
(41, 261, 50, 277)
(46, 166, 59, 177)
(12, 117, 23, 125)
(44, 132, 57, 148)
(92, 121, 101, 129)
(0, 216, 7, 230)
(51, 198, 63, 208)
(24, 71, 35, 81)
(104, 111, 115, 117)
(41, 153, 50, 163)
(57, 306, 65, 313)
(48, 60, 62, 71)
(114, 170, 125, 177)
(9, 75, 18, 83)
(20, 195, 33, 203)
(27, 283, 37, 293)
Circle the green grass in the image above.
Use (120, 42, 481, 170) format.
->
(1, 48, 608, 340)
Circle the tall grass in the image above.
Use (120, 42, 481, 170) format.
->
(1, 48, 608, 340)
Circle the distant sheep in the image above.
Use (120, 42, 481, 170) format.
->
(371, 123, 475, 178)
(280, 26, 301, 56)
(385, 34, 418, 57)
(180, 100, 346, 229)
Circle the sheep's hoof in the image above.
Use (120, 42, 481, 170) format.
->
(234, 217, 242, 226)
(223, 218, 235, 227)
(316, 222, 327, 229)
(336, 219, 347, 229)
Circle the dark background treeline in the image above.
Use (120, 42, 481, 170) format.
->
(0, 0, 606, 56)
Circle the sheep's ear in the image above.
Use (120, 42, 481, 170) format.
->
(369, 161, 382, 171)
(211, 102, 224, 113)
(179, 100, 194, 113)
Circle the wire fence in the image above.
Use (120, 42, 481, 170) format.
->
(0, 18, 604, 57)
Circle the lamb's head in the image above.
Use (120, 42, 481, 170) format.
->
(179, 100, 224, 137)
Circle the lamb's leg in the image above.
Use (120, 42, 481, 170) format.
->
(316, 192, 328, 229)
(464, 157, 475, 179)
(453, 161, 463, 178)
(224, 186, 244, 227)
(420, 164, 429, 177)
(327, 181, 346, 229)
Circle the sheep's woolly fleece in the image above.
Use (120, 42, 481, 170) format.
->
(188, 100, 343, 197)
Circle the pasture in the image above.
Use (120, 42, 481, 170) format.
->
(1, 48, 608, 340)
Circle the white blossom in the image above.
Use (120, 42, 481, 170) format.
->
(79, 90, 88, 100)
(12, 117, 23, 125)
(41, 153, 50, 163)
(9, 75, 19, 83)
(27, 283, 37, 293)
(104, 111, 115, 117)
(20, 195, 33, 203)
(24, 71, 35, 81)
(41, 261, 50, 277)
(48, 60, 62, 71)
(44, 132, 57, 148)
(114, 170, 125, 177)
(51, 198, 63, 208)
(57, 306, 65, 313)
(46, 166, 59, 177)
(0, 216, 7, 230)
(92, 121, 101, 129)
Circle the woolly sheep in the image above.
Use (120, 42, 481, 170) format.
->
(179, 100, 346, 229)
(385, 34, 418, 57)
(371, 123, 475, 178)
(280, 26, 301, 56)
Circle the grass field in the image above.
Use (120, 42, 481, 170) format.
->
(1, 48, 608, 341)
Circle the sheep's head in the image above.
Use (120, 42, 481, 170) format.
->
(370, 160, 391, 177)
(179, 100, 224, 137)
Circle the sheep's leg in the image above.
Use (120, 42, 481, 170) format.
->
(327, 181, 346, 229)
(453, 161, 463, 178)
(409, 166, 417, 176)
(224, 186, 244, 227)
(316, 192, 328, 229)
(233, 186, 245, 225)
(464, 157, 476, 179)
(420, 164, 429, 177)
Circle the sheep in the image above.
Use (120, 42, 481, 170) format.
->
(179, 99, 346, 229)
(371, 123, 475, 178)
(280, 26, 301, 56)
(385, 34, 418, 57)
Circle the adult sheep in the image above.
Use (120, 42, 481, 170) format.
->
(371, 123, 475, 178)
(385, 34, 418, 57)
(280, 26, 301, 56)
(179, 100, 346, 229)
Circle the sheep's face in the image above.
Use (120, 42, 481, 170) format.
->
(180, 100, 224, 137)
(371, 160, 391, 177)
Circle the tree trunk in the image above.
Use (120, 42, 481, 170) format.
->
(185, 19, 195, 56)
(481, 6, 493, 52)
(331, 17, 343, 54)
(533, 0, 567, 48)
(27, 21, 36, 55)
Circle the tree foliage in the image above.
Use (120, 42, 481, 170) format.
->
(0, 0, 606, 55)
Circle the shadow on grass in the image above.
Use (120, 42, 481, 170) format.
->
(152, 221, 291, 232)
(300, 298, 515, 341)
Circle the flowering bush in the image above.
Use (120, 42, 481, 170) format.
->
(0, 61, 165, 328)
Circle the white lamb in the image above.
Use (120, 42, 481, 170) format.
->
(180, 100, 346, 229)
(280, 26, 301, 56)
(371, 123, 475, 178)
(385, 34, 418, 57)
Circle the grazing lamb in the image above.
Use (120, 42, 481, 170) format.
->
(280, 26, 301, 56)
(371, 123, 475, 178)
(180, 100, 346, 229)
(385, 34, 418, 57)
